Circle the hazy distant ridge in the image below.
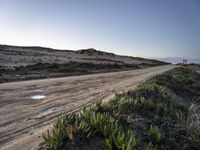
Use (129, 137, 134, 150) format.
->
(152, 57, 200, 64)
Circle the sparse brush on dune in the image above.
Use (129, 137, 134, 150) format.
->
(41, 67, 200, 150)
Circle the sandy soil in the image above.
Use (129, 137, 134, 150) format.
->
(0, 65, 175, 150)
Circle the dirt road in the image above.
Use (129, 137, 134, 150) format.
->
(0, 65, 175, 150)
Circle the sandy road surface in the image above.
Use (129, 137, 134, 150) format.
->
(0, 65, 175, 150)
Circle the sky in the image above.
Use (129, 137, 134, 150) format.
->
(0, 0, 200, 59)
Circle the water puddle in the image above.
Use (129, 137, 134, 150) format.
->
(31, 95, 46, 100)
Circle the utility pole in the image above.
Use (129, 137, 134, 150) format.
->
(183, 59, 187, 64)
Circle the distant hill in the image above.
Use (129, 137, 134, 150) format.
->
(0, 44, 168, 67)
(151, 57, 200, 64)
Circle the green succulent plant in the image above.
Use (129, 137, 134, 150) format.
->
(41, 67, 200, 150)
(148, 125, 165, 144)
(144, 143, 154, 150)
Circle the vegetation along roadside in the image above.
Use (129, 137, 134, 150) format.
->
(0, 61, 164, 83)
(39, 67, 200, 150)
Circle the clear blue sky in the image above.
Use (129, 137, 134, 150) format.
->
(0, 0, 200, 58)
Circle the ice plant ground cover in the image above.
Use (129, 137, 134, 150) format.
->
(40, 67, 200, 150)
